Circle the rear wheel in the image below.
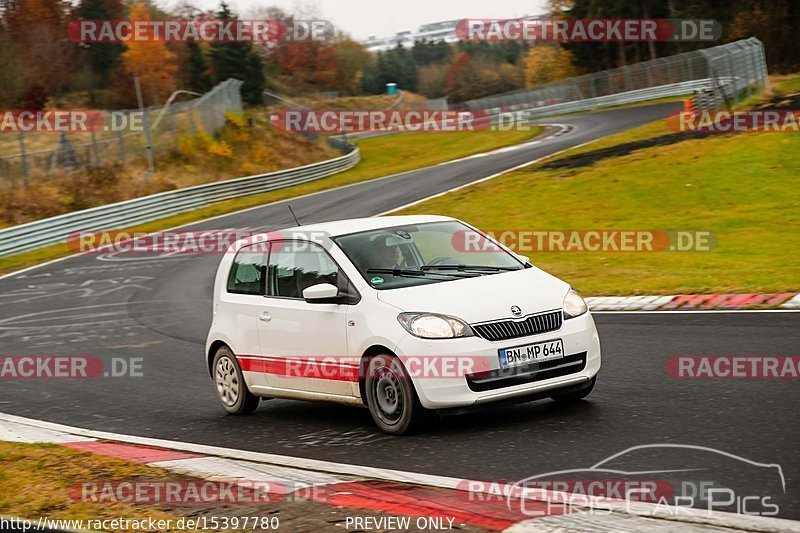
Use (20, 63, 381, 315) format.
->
(365, 355, 425, 435)
(551, 377, 596, 403)
(212, 346, 260, 415)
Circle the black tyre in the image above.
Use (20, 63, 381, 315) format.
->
(212, 346, 260, 415)
(365, 354, 425, 435)
(551, 376, 596, 403)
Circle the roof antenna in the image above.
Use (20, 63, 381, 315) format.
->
(287, 205, 302, 226)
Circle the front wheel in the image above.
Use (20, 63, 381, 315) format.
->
(212, 346, 260, 415)
(365, 355, 426, 435)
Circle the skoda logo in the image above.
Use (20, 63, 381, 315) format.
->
(510, 305, 522, 317)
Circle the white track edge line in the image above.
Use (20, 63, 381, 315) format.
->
(374, 127, 592, 216)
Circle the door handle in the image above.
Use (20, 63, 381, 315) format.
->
(259, 311, 271, 322)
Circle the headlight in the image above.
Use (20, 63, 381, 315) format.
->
(397, 313, 474, 339)
(563, 288, 588, 319)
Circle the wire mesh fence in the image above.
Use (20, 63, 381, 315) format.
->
(0, 78, 244, 187)
(461, 38, 767, 115)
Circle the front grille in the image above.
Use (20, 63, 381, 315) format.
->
(472, 310, 562, 341)
(466, 352, 587, 392)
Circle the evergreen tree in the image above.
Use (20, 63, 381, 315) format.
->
(380, 44, 418, 91)
(209, 2, 265, 104)
(185, 41, 212, 93)
(76, 0, 125, 99)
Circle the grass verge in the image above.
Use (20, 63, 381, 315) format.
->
(0, 440, 490, 533)
(0, 127, 541, 276)
(397, 120, 799, 295)
(0, 441, 227, 532)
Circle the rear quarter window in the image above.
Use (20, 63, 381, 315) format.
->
(227, 246, 266, 295)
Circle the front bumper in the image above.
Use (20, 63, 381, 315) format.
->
(394, 312, 601, 409)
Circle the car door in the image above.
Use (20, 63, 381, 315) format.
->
(257, 240, 355, 399)
(222, 243, 270, 389)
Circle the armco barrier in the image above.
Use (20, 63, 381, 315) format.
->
(507, 78, 729, 119)
(464, 38, 767, 117)
(0, 145, 359, 257)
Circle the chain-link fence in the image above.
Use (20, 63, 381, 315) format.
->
(461, 38, 767, 115)
(0, 78, 243, 187)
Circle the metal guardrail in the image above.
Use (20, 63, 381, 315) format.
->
(0, 144, 360, 257)
(507, 78, 728, 119)
(463, 38, 767, 118)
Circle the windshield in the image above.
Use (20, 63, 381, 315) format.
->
(332, 221, 525, 290)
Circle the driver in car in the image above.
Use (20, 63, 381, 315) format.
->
(372, 236, 400, 269)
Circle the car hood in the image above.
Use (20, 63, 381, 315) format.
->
(376, 266, 570, 323)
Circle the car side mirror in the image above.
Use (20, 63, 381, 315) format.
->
(514, 253, 531, 264)
(302, 283, 341, 303)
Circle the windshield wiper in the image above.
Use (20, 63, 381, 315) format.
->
(366, 268, 477, 278)
(420, 264, 520, 272)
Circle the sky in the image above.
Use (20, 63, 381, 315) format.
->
(164, 0, 550, 40)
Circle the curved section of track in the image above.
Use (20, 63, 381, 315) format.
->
(3, 102, 797, 519)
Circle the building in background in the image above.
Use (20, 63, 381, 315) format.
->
(361, 16, 543, 52)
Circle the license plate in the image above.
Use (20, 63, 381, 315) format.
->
(499, 339, 564, 368)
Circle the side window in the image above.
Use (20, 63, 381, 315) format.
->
(227, 245, 266, 295)
(267, 241, 340, 299)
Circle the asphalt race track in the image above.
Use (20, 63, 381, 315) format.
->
(2, 102, 798, 519)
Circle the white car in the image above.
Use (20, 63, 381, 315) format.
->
(205, 215, 601, 434)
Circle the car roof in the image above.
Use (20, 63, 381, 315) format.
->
(267, 215, 456, 239)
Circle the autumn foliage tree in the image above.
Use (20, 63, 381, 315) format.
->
(2, 0, 76, 101)
(524, 45, 579, 88)
(273, 41, 337, 92)
(333, 38, 370, 94)
(118, 2, 178, 106)
(443, 52, 524, 103)
(443, 52, 476, 103)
